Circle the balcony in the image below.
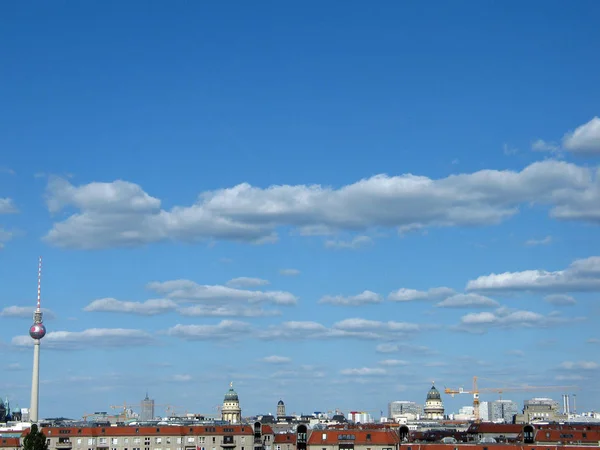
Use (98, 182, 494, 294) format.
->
(56, 442, 73, 449)
(221, 440, 236, 448)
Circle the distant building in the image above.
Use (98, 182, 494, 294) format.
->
(222, 382, 242, 424)
(388, 401, 422, 421)
(141, 393, 155, 421)
(490, 400, 518, 423)
(277, 399, 286, 420)
(423, 385, 444, 420)
(514, 397, 567, 424)
(479, 402, 491, 422)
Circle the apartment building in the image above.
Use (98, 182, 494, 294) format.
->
(307, 429, 399, 450)
(33, 424, 275, 450)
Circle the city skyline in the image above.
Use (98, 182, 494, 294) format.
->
(1, 1, 600, 419)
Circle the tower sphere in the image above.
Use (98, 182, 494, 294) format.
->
(29, 323, 46, 340)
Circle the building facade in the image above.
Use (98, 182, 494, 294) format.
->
(141, 394, 155, 422)
(276, 400, 285, 420)
(222, 384, 242, 424)
(423, 385, 444, 420)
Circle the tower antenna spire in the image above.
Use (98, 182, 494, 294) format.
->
(37, 256, 42, 311)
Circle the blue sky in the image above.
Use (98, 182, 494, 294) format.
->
(1, 1, 600, 420)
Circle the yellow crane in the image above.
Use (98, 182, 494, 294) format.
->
(444, 376, 578, 422)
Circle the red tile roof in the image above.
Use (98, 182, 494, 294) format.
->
(0, 437, 20, 448)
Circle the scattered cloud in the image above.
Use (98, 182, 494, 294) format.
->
(466, 256, 600, 293)
(226, 277, 270, 288)
(279, 268, 300, 276)
(0, 306, 56, 319)
(42, 159, 600, 249)
(455, 307, 582, 333)
(375, 343, 435, 355)
(340, 367, 386, 376)
(544, 294, 576, 306)
(171, 374, 193, 382)
(378, 359, 409, 366)
(587, 338, 599, 344)
(562, 116, 600, 154)
(324, 235, 373, 250)
(503, 143, 518, 155)
(260, 355, 291, 364)
(319, 290, 382, 306)
(0, 228, 13, 248)
(166, 320, 252, 341)
(559, 361, 599, 370)
(0, 167, 16, 175)
(147, 279, 298, 305)
(525, 236, 553, 246)
(177, 305, 280, 317)
(0, 198, 18, 214)
(11, 328, 154, 350)
(5, 362, 23, 371)
(506, 349, 525, 357)
(83, 298, 177, 315)
(531, 139, 561, 154)
(435, 293, 499, 308)
(257, 318, 423, 341)
(388, 286, 455, 302)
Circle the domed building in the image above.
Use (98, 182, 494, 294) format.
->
(276, 399, 286, 420)
(423, 384, 444, 420)
(221, 382, 242, 424)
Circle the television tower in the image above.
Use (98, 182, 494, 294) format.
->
(29, 256, 46, 423)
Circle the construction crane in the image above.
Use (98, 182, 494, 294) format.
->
(444, 376, 578, 422)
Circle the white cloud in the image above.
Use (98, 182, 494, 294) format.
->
(388, 286, 455, 302)
(11, 328, 153, 350)
(0, 306, 56, 319)
(559, 361, 599, 370)
(375, 343, 435, 354)
(83, 298, 177, 315)
(562, 117, 600, 154)
(172, 374, 193, 382)
(319, 290, 382, 306)
(340, 367, 386, 376)
(324, 235, 373, 250)
(506, 349, 525, 357)
(166, 320, 251, 341)
(544, 294, 576, 306)
(42, 160, 600, 249)
(0, 198, 17, 214)
(177, 305, 280, 317)
(260, 355, 291, 364)
(531, 139, 561, 154)
(466, 256, 600, 293)
(435, 293, 499, 308)
(525, 236, 553, 246)
(147, 279, 297, 305)
(0, 228, 13, 248)
(587, 338, 599, 344)
(5, 362, 23, 371)
(456, 307, 581, 333)
(279, 268, 300, 276)
(256, 318, 422, 341)
(378, 359, 409, 366)
(226, 277, 270, 288)
(503, 143, 518, 155)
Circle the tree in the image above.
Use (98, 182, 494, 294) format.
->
(23, 424, 49, 450)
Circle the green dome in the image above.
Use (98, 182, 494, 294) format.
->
(427, 385, 441, 400)
(224, 387, 239, 401)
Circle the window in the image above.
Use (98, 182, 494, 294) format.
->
(177, 439, 182, 444)
(125, 439, 129, 444)
(155, 438, 162, 444)
(188, 438, 195, 443)
(77, 439, 82, 445)
(134, 439, 141, 444)
(112, 439, 119, 445)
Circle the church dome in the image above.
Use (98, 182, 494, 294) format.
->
(427, 385, 441, 400)
(278, 399, 284, 405)
(224, 387, 239, 402)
